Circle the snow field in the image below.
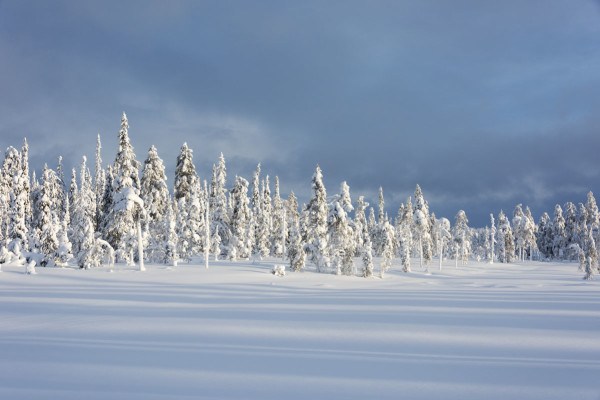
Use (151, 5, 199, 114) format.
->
(0, 259, 599, 400)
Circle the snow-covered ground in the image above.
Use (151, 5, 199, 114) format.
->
(0, 259, 599, 400)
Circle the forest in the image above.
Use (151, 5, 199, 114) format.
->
(0, 113, 597, 280)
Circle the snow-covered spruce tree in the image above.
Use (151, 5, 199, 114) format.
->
(174, 143, 197, 201)
(552, 204, 567, 260)
(229, 176, 251, 260)
(524, 206, 538, 260)
(70, 157, 97, 268)
(35, 165, 61, 266)
(3, 146, 29, 256)
(287, 200, 306, 272)
(379, 220, 395, 278)
(250, 163, 262, 260)
(29, 173, 42, 251)
(413, 209, 429, 271)
(586, 191, 600, 243)
(328, 182, 355, 276)
(583, 227, 598, 280)
(270, 176, 286, 258)
(304, 165, 329, 272)
(354, 196, 369, 255)
(429, 212, 439, 259)
(563, 201, 578, 259)
(452, 210, 471, 266)
(397, 199, 413, 273)
(362, 232, 374, 277)
(20, 138, 32, 232)
(497, 210, 515, 263)
(94, 134, 105, 230)
(512, 204, 525, 261)
(140, 145, 170, 263)
(435, 217, 451, 271)
(176, 182, 204, 263)
(210, 154, 231, 257)
(99, 165, 114, 236)
(163, 197, 178, 266)
(56, 193, 73, 265)
(489, 214, 497, 263)
(367, 207, 376, 248)
(575, 203, 588, 252)
(285, 191, 299, 254)
(104, 112, 143, 265)
(378, 186, 385, 223)
(536, 212, 552, 259)
(413, 184, 433, 265)
(257, 176, 272, 258)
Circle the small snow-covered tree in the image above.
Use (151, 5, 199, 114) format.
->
(362, 233, 374, 277)
(552, 204, 567, 260)
(563, 202, 578, 258)
(452, 210, 471, 266)
(435, 217, 451, 270)
(379, 220, 395, 278)
(287, 200, 306, 272)
(210, 153, 231, 254)
(489, 214, 497, 263)
(36, 165, 60, 266)
(397, 199, 413, 273)
(583, 228, 597, 280)
(328, 182, 355, 276)
(305, 165, 329, 272)
(230, 176, 251, 260)
(163, 198, 178, 265)
(536, 212, 553, 259)
(3, 146, 29, 255)
(257, 176, 272, 258)
(270, 176, 286, 258)
(140, 145, 170, 263)
(354, 196, 369, 255)
(497, 210, 515, 263)
(94, 134, 105, 230)
(413, 185, 433, 265)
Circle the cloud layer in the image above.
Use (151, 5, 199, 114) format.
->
(1, 0, 599, 226)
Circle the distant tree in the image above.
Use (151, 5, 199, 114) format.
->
(452, 210, 471, 266)
(94, 134, 105, 230)
(270, 176, 286, 258)
(287, 195, 306, 272)
(379, 220, 395, 278)
(210, 153, 230, 254)
(354, 196, 370, 255)
(435, 217, 451, 270)
(362, 233, 374, 278)
(328, 182, 355, 276)
(497, 210, 515, 263)
(304, 165, 329, 272)
(552, 205, 567, 259)
(104, 112, 143, 264)
(397, 199, 413, 273)
(35, 165, 61, 266)
(229, 176, 251, 260)
(140, 145, 170, 263)
(536, 212, 553, 259)
(413, 185, 433, 265)
(489, 214, 497, 263)
(3, 146, 29, 255)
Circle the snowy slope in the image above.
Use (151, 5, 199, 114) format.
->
(0, 260, 598, 400)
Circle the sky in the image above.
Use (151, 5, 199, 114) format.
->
(1, 0, 600, 226)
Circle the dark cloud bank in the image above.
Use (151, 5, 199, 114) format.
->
(1, 0, 600, 226)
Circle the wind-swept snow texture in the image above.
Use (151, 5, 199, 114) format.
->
(0, 260, 598, 400)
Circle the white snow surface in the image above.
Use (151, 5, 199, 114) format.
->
(0, 259, 599, 400)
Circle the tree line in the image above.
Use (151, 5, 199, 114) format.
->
(0, 113, 597, 279)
